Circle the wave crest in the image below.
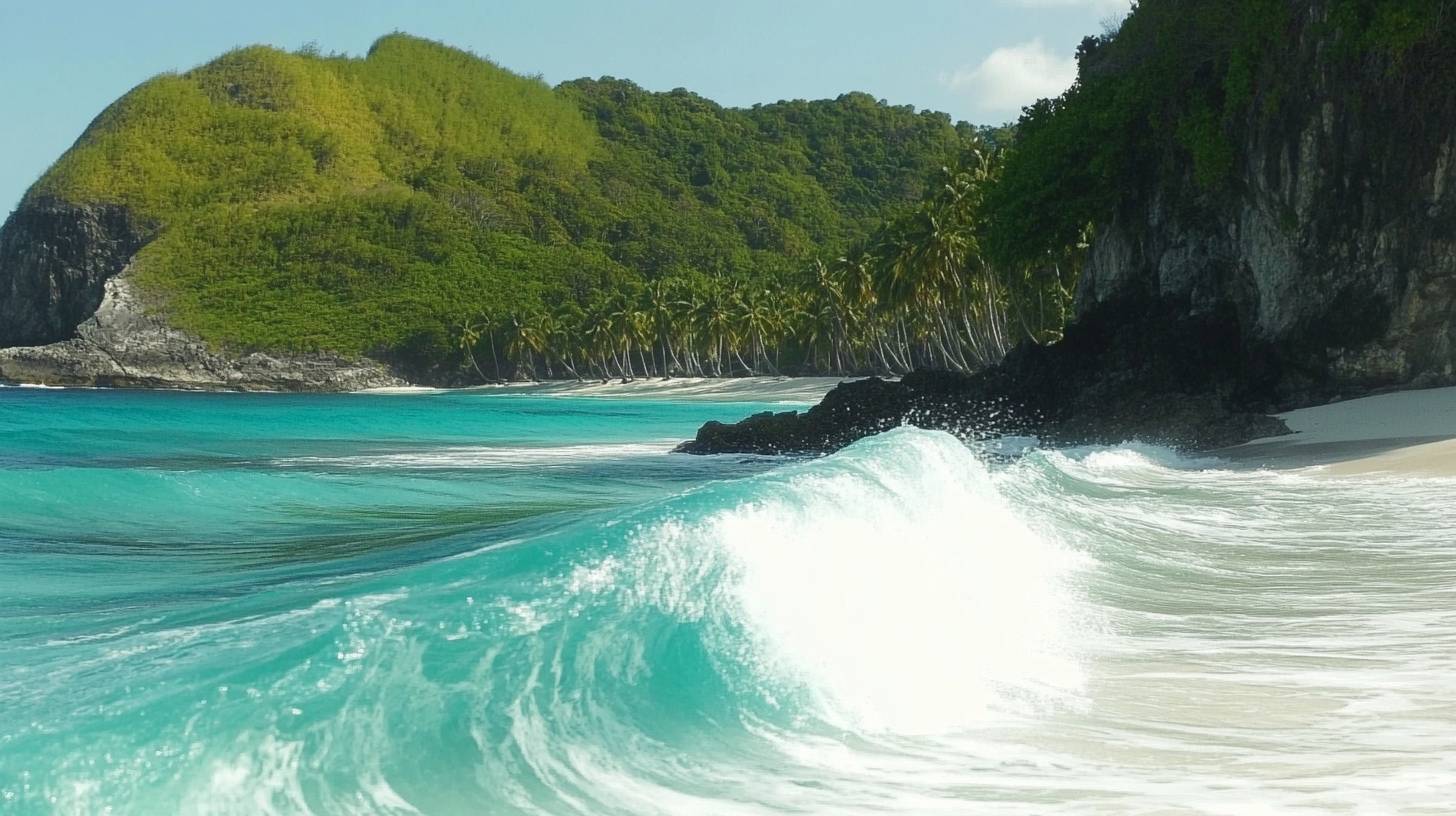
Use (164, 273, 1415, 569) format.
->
(604, 427, 1094, 734)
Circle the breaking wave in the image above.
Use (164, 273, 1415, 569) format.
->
(6, 426, 1456, 814)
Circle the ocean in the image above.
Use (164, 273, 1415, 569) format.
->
(2, 384, 1453, 814)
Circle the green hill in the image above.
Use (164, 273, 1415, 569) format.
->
(24, 33, 974, 374)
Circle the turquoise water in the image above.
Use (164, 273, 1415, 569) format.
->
(2, 385, 1455, 814)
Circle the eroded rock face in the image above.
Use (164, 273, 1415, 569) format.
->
(680, 2, 1455, 456)
(0, 197, 144, 347)
(1077, 2, 1456, 405)
(0, 274, 403, 392)
(0, 197, 404, 391)
(676, 300, 1291, 456)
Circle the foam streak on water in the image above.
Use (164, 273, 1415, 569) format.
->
(2, 388, 1455, 814)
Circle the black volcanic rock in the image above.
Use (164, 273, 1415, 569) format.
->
(676, 377, 915, 454)
(681, 1, 1456, 457)
(0, 198, 403, 391)
(0, 273, 403, 391)
(1075, 3, 1456, 405)
(678, 294, 1291, 455)
(0, 197, 143, 347)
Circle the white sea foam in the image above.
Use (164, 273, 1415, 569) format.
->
(710, 429, 1091, 733)
(590, 430, 1456, 811)
(274, 441, 677, 469)
(13, 423, 1456, 815)
(358, 376, 848, 404)
(581, 428, 1096, 736)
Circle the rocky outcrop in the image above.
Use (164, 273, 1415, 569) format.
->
(0, 197, 405, 391)
(0, 197, 144, 347)
(0, 273, 403, 391)
(1077, 1, 1456, 404)
(680, 1, 1455, 456)
(677, 297, 1290, 455)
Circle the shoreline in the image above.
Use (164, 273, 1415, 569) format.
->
(362, 376, 857, 402)
(2, 375, 854, 403)
(1218, 386, 1456, 477)
(11, 374, 1453, 477)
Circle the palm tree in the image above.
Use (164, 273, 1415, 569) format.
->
(455, 317, 487, 382)
(581, 297, 618, 380)
(737, 288, 783, 375)
(642, 279, 686, 378)
(455, 314, 503, 383)
(502, 310, 549, 381)
(549, 302, 588, 380)
(430, 142, 1083, 382)
(692, 280, 735, 376)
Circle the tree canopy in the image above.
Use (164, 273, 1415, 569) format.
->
(28, 33, 974, 371)
(985, 0, 1456, 268)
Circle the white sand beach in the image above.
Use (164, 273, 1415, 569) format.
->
(1224, 386, 1456, 477)
(361, 376, 853, 404)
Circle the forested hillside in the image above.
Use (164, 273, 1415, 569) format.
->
(683, 0, 1456, 455)
(10, 33, 975, 379)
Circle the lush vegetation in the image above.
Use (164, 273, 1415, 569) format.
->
(985, 0, 1456, 269)
(31, 33, 1004, 377)
(471, 0, 1455, 381)
(463, 145, 1080, 382)
(27, 4, 1454, 381)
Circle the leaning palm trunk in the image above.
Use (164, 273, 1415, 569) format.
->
(560, 354, 583, 381)
(755, 330, 782, 376)
(464, 347, 490, 383)
(932, 306, 972, 371)
(732, 347, 754, 376)
(637, 347, 652, 379)
(621, 343, 636, 379)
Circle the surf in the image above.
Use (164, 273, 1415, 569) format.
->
(3, 388, 1455, 814)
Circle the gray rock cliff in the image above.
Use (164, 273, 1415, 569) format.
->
(0, 197, 142, 347)
(1076, 1, 1456, 406)
(678, 1, 1456, 455)
(0, 198, 404, 391)
(0, 273, 403, 391)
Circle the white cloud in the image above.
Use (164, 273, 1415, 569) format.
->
(942, 38, 1078, 120)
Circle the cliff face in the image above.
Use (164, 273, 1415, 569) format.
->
(679, 1, 1456, 455)
(0, 199, 402, 391)
(0, 197, 143, 348)
(1078, 1, 1456, 406)
(3, 36, 977, 382)
(0, 272, 403, 391)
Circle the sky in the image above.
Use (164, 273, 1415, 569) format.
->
(0, 0, 1129, 214)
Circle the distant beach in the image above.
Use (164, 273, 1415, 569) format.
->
(1223, 386, 1456, 477)
(361, 376, 855, 404)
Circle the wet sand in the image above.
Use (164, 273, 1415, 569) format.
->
(1222, 386, 1456, 477)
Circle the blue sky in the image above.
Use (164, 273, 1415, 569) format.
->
(0, 0, 1128, 214)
